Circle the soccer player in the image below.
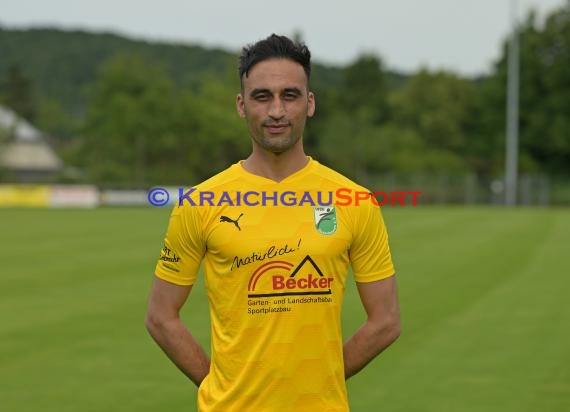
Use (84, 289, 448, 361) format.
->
(145, 34, 401, 412)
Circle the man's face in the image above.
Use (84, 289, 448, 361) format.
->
(237, 58, 315, 154)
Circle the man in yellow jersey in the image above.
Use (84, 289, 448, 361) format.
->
(145, 34, 401, 412)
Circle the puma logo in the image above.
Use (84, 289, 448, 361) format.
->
(220, 213, 243, 231)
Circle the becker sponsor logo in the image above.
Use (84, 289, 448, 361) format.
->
(248, 255, 333, 298)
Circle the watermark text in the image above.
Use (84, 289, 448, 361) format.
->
(148, 187, 422, 207)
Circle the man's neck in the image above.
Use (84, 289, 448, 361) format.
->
(242, 145, 309, 182)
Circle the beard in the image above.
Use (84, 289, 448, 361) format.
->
(252, 132, 301, 153)
(248, 119, 305, 154)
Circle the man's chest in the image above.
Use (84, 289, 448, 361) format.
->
(202, 204, 352, 297)
(205, 204, 350, 259)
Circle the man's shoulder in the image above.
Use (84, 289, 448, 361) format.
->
(173, 163, 241, 211)
(311, 159, 370, 192)
(189, 163, 242, 193)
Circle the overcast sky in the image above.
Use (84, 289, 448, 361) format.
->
(0, 0, 566, 76)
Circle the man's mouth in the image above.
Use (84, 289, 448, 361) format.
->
(265, 124, 289, 134)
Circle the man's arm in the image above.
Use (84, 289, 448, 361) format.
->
(343, 275, 401, 379)
(145, 276, 210, 386)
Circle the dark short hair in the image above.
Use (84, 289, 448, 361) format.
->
(239, 34, 311, 84)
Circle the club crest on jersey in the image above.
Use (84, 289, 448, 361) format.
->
(313, 206, 337, 235)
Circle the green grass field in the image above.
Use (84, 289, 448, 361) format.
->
(1, 207, 569, 412)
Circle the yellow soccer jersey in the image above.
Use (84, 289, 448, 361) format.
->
(155, 158, 395, 412)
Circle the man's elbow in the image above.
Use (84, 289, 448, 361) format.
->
(387, 317, 401, 344)
(145, 309, 166, 336)
(374, 315, 401, 346)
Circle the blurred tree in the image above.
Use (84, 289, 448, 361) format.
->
(82, 53, 178, 185)
(525, 3, 570, 175)
(164, 76, 248, 184)
(81, 52, 249, 186)
(292, 29, 304, 45)
(5, 5, 567, 184)
(36, 98, 79, 140)
(390, 69, 475, 153)
(476, 2, 570, 176)
(1, 64, 36, 122)
(316, 109, 466, 179)
(190, 77, 249, 179)
(340, 54, 389, 124)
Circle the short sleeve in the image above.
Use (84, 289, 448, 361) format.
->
(349, 200, 395, 283)
(154, 204, 206, 286)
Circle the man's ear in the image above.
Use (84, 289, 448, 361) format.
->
(236, 94, 246, 118)
(307, 91, 316, 118)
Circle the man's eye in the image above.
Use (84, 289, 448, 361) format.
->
(255, 94, 270, 101)
(284, 93, 298, 100)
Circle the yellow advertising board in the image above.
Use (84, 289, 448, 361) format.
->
(0, 185, 50, 207)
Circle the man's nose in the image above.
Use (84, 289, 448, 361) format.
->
(268, 98, 286, 119)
